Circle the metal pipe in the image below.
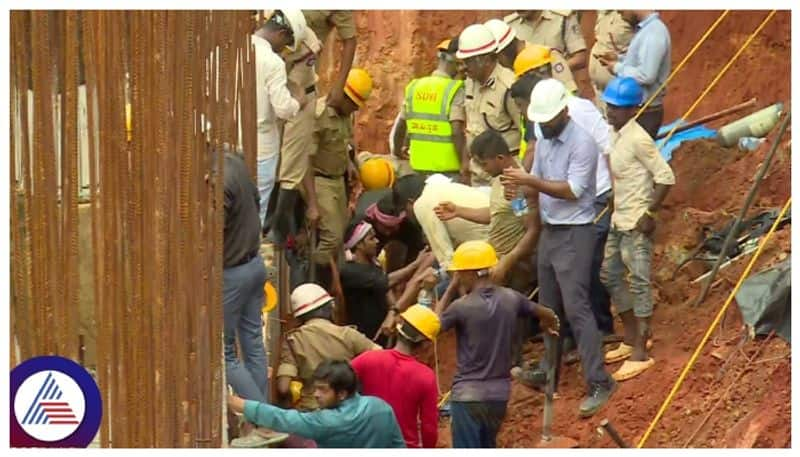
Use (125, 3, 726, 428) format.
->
(693, 111, 791, 307)
(655, 98, 757, 139)
(599, 418, 630, 448)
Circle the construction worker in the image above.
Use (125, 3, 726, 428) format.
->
(275, 283, 381, 413)
(306, 68, 373, 286)
(504, 10, 587, 72)
(434, 130, 541, 368)
(220, 147, 287, 448)
(395, 38, 469, 184)
(252, 10, 308, 227)
(596, 10, 671, 139)
(501, 79, 616, 417)
(351, 305, 441, 448)
(392, 174, 489, 273)
(264, 11, 323, 245)
(229, 360, 406, 448)
(485, 18, 578, 94)
(435, 241, 559, 448)
(302, 11, 357, 112)
(600, 77, 675, 381)
(588, 11, 634, 108)
(457, 23, 521, 187)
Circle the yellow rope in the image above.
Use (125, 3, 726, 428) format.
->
(659, 10, 776, 146)
(635, 10, 730, 119)
(636, 197, 790, 448)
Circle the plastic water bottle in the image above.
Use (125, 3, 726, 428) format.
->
(417, 289, 433, 308)
(738, 136, 765, 152)
(511, 191, 529, 217)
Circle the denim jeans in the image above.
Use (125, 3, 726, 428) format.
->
(601, 228, 654, 318)
(257, 155, 279, 226)
(223, 254, 269, 403)
(450, 401, 508, 448)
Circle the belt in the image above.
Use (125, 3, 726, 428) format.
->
(231, 249, 258, 268)
(314, 172, 343, 180)
(543, 223, 591, 230)
(305, 84, 316, 95)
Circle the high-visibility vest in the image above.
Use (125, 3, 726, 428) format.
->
(518, 118, 527, 160)
(404, 76, 464, 172)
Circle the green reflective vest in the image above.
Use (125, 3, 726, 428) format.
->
(519, 118, 527, 160)
(404, 76, 463, 172)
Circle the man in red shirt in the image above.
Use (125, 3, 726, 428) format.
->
(351, 305, 441, 448)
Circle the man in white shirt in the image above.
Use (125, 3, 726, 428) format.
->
(252, 10, 308, 228)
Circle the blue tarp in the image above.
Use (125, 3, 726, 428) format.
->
(655, 120, 718, 162)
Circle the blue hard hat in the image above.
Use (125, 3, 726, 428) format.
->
(601, 76, 644, 107)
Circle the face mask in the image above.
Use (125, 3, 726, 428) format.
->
(540, 118, 568, 139)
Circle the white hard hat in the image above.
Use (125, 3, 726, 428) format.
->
(484, 19, 516, 53)
(456, 24, 497, 59)
(290, 283, 333, 317)
(266, 9, 307, 52)
(528, 78, 569, 123)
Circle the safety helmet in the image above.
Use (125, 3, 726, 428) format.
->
(265, 9, 307, 52)
(359, 157, 396, 190)
(344, 68, 373, 108)
(456, 24, 497, 59)
(290, 283, 333, 317)
(484, 19, 516, 53)
(262, 281, 278, 313)
(601, 76, 644, 108)
(398, 304, 441, 342)
(513, 44, 553, 78)
(528, 78, 569, 123)
(448, 240, 499, 272)
(437, 39, 452, 52)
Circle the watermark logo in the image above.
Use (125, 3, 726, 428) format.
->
(10, 356, 102, 447)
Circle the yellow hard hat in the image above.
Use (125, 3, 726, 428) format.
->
(437, 39, 452, 52)
(290, 380, 303, 404)
(513, 44, 553, 78)
(398, 304, 441, 341)
(359, 157, 395, 190)
(448, 240, 498, 271)
(344, 68, 373, 108)
(262, 281, 278, 313)
(377, 249, 387, 271)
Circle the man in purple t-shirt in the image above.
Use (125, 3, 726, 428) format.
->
(435, 240, 559, 448)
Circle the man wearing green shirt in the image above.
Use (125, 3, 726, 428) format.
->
(228, 360, 406, 448)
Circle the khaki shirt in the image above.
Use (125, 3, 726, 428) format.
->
(489, 170, 526, 256)
(285, 27, 322, 90)
(464, 64, 521, 152)
(303, 10, 357, 42)
(606, 119, 675, 231)
(504, 10, 586, 56)
(277, 318, 379, 410)
(399, 69, 466, 122)
(589, 11, 635, 90)
(311, 97, 353, 177)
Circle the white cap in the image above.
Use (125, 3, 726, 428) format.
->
(457, 24, 497, 59)
(484, 19, 516, 53)
(528, 78, 569, 123)
(290, 283, 333, 317)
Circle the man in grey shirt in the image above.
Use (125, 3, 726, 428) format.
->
(596, 10, 671, 139)
(502, 79, 616, 418)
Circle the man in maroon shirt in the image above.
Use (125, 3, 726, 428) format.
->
(351, 305, 441, 448)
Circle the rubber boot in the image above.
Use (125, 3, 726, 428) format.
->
(265, 188, 300, 246)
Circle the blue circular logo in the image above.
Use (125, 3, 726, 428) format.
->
(10, 356, 102, 447)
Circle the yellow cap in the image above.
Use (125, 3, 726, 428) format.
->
(359, 157, 396, 190)
(513, 44, 553, 78)
(343, 68, 373, 108)
(448, 240, 498, 271)
(398, 304, 441, 341)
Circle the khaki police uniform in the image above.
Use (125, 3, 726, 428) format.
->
(464, 64, 521, 186)
(277, 318, 380, 411)
(279, 29, 323, 190)
(504, 10, 586, 57)
(310, 97, 353, 265)
(547, 48, 578, 94)
(589, 10, 634, 103)
(303, 10, 357, 43)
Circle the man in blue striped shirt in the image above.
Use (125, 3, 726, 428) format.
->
(502, 79, 616, 418)
(596, 11, 671, 139)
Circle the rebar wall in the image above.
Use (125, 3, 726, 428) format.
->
(10, 10, 258, 447)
